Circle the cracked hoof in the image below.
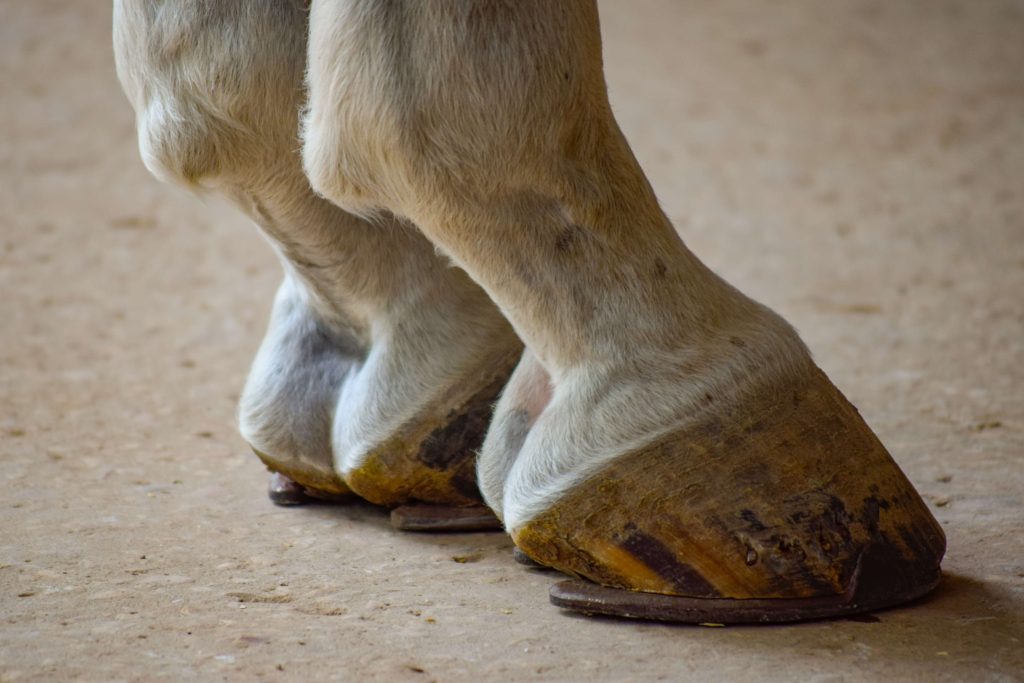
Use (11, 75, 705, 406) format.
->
(390, 504, 502, 532)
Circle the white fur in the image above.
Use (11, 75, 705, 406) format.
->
(114, 0, 520, 502)
(115, 0, 816, 526)
(301, 0, 815, 528)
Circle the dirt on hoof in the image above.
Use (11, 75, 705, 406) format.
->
(2, 2, 1023, 681)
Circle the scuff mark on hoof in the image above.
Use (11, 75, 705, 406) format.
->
(390, 504, 503, 532)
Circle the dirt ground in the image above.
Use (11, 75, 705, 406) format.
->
(2, 1, 1023, 681)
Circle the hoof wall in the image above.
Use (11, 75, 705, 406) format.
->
(390, 504, 502, 532)
(549, 574, 941, 625)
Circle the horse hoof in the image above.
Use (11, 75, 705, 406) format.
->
(513, 366, 946, 623)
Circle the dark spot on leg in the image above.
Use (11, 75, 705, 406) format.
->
(654, 258, 668, 277)
(729, 336, 747, 348)
(503, 409, 535, 458)
(555, 224, 585, 252)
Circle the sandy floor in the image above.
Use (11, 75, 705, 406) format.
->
(2, 1, 1023, 681)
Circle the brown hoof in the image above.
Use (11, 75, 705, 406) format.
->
(339, 350, 522, 508)
(390, 504, 503, 532)
(512, 365, 945, 613)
